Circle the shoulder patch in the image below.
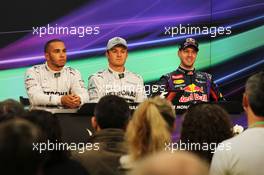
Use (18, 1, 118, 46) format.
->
(66, 67, 77, 73)
(162, 73, 172, 80)
(88, 74, 95, 80)
(32, 64, 43, 73)
(127, 71, 143, 81)
(196, 71, 212, 80)
(90, 70, 106, 80)
(131, 72, 142, 79)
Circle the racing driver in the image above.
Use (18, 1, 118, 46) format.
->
(25, 39, 89, 109)
(155, 38, 224, 107)
(88, 37, 146, 103)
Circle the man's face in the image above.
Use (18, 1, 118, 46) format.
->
(178, 47, 197, 70)
(106, 46, 128, 68)
(45, 41, 67, 70)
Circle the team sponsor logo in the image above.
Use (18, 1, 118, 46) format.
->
(118, 73, 125, 79)
(187, 71, 194, 75)
(25, 78, 34, 82)
(172, 74, 184, 79)
(44, 91, 68, 96)
(196, 73, 206, 79)
(79, 80, 85, 88)
(183, 84, 204, 93)
(195, 79, 206, 84)
(25, 75, 34, 82)
(175, 105, 190, 109)
(88, 86, 96, 90)
(89, 89, 99, 100)
(26, 84, 37, 90)
(26, 75, 33, 78)
(179, 93, 208, 103)
(173, 79, 185, 84)
(174, 84, 186, 88)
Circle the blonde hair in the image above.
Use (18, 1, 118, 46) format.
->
(126, 96, 175, 161)
(129, 151, 209, 175)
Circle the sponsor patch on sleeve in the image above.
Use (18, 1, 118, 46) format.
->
(172, 74, 184, 79)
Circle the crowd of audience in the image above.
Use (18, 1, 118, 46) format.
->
(0, 71, 263, 175)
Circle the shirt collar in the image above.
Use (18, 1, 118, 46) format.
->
(108, 66, 127, 79)
(45, 62, 64, 73)
(178, 66, 195, 75)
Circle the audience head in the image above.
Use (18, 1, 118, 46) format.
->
(0, 118, 45, 175)
(180, 103, 233, 162)
(93, 95, 130, 131)
(23, 110, 61, 142)
(22, 110, 68, 163)
(244, 71, 264, 117)
(129, 151, 209, 175)
(126, 96, 176, 160)
(0, 99, 24, 122)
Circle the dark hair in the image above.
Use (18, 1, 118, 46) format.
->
(180, 104, 233, 163)
(44, 39, 64, 53)
(0, 118, 45, 175)
(22, 110, 69, 165)
(22, 110, 62, 142)
(94, 95, 130, 129)
(0, 99, 25, 122)
(245, 72, 264, 116)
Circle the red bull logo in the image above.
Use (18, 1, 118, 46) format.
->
(179, 94, 208, 102)
(183, 84, 204, 93)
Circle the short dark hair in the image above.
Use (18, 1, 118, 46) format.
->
(180, 104, 233, 163)
(22, 110, 69, 163)
(0, 99, 25, 122)
(22, 110, 61, 142)
(44, 39, 64, 53)
(0, 118, 45, 175)
(94, 95, 130, 129)
(245, 71, 264, 116)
